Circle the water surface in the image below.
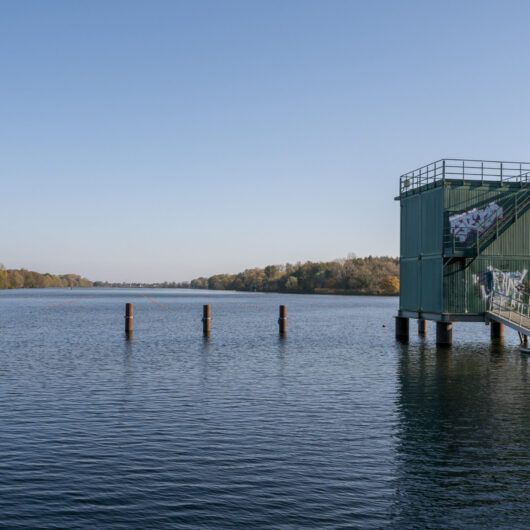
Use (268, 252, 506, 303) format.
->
(1, 289, 529, 528)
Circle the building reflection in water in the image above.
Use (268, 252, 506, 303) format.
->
(391, 342, 530, 527)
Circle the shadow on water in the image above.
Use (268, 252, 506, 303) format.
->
(391, 340, 530, 528)
(276, 334, 288, 385)
(200, 335, 211, 385)
(123, 335, 134, 356)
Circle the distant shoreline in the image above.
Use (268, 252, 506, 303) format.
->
(94, 256, 400, 296)
(0, 256, 400, 296)
(0, 285, 398, 297)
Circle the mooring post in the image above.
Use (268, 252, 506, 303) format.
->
(279, 305, 287, 335)
(395, 316, 409, 341)
(202, 304, 211, 336)
(125, 303, 133, 335)
(490, 321, 504, 340)
(436, 321, 452, 346)
(418, 319, 427, 337)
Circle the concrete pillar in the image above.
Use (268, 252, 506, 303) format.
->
(418, 319, 427, 337)
(490, 321, 504, 340)
(395, 316, 409, 341)
(436, 321, 452, 346)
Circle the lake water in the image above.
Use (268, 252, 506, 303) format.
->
(1, 288, 530, 528)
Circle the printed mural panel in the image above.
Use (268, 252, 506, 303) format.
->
(449, 202, 504, 243)
(473, 266, 527, 302)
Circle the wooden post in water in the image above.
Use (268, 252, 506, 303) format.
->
(279, 305, 287, 335)
(125, 303, 133, 335)
(202, 304, 211, 336)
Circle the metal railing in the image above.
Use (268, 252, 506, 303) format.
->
(488, 289, 530, 331)
(400, 159, 530, 195)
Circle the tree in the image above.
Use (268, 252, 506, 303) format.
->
(0, 269, 8, 289)
(380, 275, 399, 295)
(264, 265, 280, 280)
(8, 270, 24, 289)
(183, 255, 399, 296)
(285, 276, 298, 290)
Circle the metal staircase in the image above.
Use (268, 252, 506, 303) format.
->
(444, 185, 530, 257)
(487, 290, 530, 344)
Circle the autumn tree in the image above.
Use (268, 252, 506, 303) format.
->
(380, 275, 400, 295)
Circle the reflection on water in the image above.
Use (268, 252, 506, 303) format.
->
(1, 289, 530, 527)
(394, 341, 530, 528)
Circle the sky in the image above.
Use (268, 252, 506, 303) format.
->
(2, 0, 530, 282)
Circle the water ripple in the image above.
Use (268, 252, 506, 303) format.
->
(1, 289, 530, 527)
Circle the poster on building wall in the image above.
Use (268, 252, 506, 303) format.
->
(449, 202, 504, 243)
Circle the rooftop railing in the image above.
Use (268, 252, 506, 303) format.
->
(400, 159, 530, 195)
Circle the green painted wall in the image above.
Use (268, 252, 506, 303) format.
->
(420, 256, 442, 312)
(400, 186, 443, 258)
(443, 257, 530, 314)
(444, 180, 530, 257)
(399, 258, 419, 311)
(399, 180, 530, 315)
(420, 189, 443, 255)
(400, 194, 420, 258)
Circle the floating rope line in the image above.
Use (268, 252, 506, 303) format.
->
(144, 296, 168, 310)
(45, 296, 93, 310)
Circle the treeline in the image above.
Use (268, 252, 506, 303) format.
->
(181, 256, 400, 295)
(0, 266, 93, 289)
(1, 255, 400, 295)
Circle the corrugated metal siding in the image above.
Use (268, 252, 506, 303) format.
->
(400, 194, 420, 258)
(443, 257, 530, 314)
(481, 205, 530, 256)
(400, 187, 443, 257)
(420, 257, 442, 312)
(442, 181, 530, 314)
(443, 259, 468, 313)
(444, 181, 529, 256)
(399, 187, 443, 312)
(420, 189, 443, 255)
(400, 258, 419, 311)
(444, 180, 510, 213)
(399, 179, 530, 316)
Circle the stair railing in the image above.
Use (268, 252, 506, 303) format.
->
(445, 186, 530, 255)
(489, 289, 530, 330)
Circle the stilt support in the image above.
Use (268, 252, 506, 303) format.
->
(395, 316, 409, 341)
(436, 321, 452, 346)
(418, 319, 427, 337)
(490, 321, 504, 340)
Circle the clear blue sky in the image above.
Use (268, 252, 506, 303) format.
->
(2, 0, 530, 282)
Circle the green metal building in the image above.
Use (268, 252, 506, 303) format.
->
(396, 159, 530, 343)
